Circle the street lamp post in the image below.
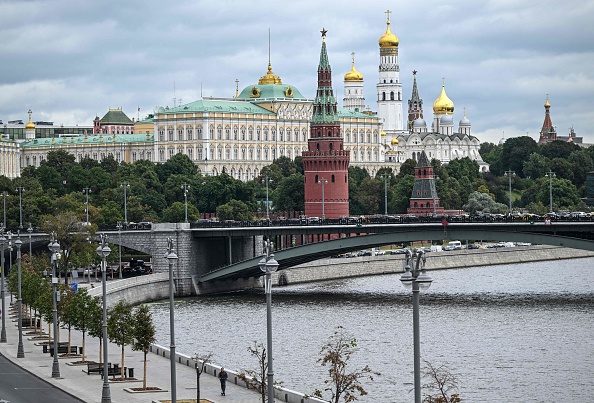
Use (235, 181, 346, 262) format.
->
(0, 230, 7, 343)
(116, 222, 123, 279)
(400, 248, 433, 403)
(263, 176, 272, 221)
(96, 234, 112, 402)
(258, 239, 279, 403)
(48, 232, 61, 378)
(8, 233, 12, 303)
(120, 182, 130, 225)
(2, 191, 6, 228)
(545, 171, 556, 213)
(504, 169, 516, 213)
(165, 238, 178, 403)
(16, 187, 25, 229)
(83, 187, 92, 225)
(381, 174, 389, 215)
(181, 183, 190, 223)
(319, 177, 328, 220)
(27, 223, 33, 259)
(15, 235, 24, 358)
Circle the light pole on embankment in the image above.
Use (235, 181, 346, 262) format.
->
(400, 248, 433, 403)
(16, 235, 24, 358)
(96, 234, 111, 402)
(48, 232, 61, 378)
(0, 230, 7, 343)
(165, 237, 178, 403)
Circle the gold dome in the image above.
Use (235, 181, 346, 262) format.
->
(380, 130, 387, 137)
(544, 98, 550, 107)
(379, 21, 399, 48)
(391, 137, 399, 146)
(344, 64, 363, 82)
(433, 84, 454, 114)
(25, 109, 35, 129)
(258, 63, 282, 85)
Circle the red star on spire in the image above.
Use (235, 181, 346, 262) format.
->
(320, 28, 327, 38)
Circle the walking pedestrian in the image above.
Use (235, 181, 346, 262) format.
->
(219, 367, 228, 396)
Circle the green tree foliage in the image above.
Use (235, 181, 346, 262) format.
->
(463, 191, 507, 214)
(538, 140, 580, 161)
(107, 300, 134, 379)
(72, 289, 99, 362)
(155, 153, 197, 183)
(397, 159, 417, 179)
(390, 175, 415, 214)
(522, 153, 550, 179)
(162, 201, 200, 223)
(314, 326, 380, 403)
(491, 136, 538, 177)
(444, 157, 481, 183)
(272, 174, 305, 213)
(352, 177, 382, 215)
(272, 155, 298, 177)
(216, 199, 253, 221)
(132, 305, 156, 387)
(87, 295, 104, 363)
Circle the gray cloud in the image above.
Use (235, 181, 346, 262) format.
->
(0, 0, 592, 146)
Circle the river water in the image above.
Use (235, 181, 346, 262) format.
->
(149, 256, 594, 402)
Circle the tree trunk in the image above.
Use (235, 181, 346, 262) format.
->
(121, 345, 125, 379)
(143, 352, 147, 389)
(82, 332, 86, 362)
(197, 371, 200, 403)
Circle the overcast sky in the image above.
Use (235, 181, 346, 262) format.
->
(1, 0, 592, 145)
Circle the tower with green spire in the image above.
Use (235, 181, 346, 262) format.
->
(302, 29, 350, 219)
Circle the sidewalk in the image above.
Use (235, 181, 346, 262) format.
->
(0, 296, 279, 403)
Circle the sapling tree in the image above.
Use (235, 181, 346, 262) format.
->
(422, 361, 461, 403)
(238, 341, 268, 403)
(192, 351, 214, 403)
(131, 305, 156, 388)
(71, 289, 98, 362)
(107, 300, 134, 379)
(314, 326, 380, 403)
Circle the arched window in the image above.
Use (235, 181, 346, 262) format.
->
(390, 92, 395, 101)
(382, 92, 386, 101)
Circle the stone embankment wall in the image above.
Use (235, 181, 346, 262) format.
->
(272, 245, 594, 286)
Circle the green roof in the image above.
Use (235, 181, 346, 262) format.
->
(237, 84, 306, 101)
(100, 109, 133, 124)
(158, 99, 275, 115)
(21, 133, 153, 148)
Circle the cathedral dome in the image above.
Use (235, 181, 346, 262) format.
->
(25, 121, 36, 129)
(544, 98, 551, 107)
(440, 115, 454, 125)
(413, 118, 427, 128)
(344, 64, 363, 82)
(459, 115, 471, 126)
(391, 137, 399, 146)
(379, 21, 399, 48)
(433, 84, 454, 114)
(380, 130, 387, 137)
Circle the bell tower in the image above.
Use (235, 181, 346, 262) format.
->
(302, 29, 350, 219)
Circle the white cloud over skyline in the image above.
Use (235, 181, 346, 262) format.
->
(1, 0, 592, 145)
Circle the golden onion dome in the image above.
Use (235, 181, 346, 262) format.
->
(25, 109, 35, 129)
(433, 84, 454, 114)
(391, 137, 399, 146)
(379, 21, 399, 48)
(544, 98, 551, 107)
(258, 63, 282, 85)
(344, 64, 363, 82)
(380, 130, 387, 137)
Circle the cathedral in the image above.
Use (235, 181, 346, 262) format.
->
(4, 11, 488, 179)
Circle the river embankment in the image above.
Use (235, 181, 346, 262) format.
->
(272, 245, 594, 286)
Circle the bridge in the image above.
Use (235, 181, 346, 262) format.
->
(2, 221, 594, 295)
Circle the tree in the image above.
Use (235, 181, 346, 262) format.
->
(314, 326, 380, 403)
(522, 153, 549, 179)
(107, 300, 134, 379)
(491, 136, 538, 177)
(72, 289, 99, 363)
(463, 191, 507, 214)
(155, 152, 197, 183)
(422, 361, 461, 403)
(58, 286, 78, 355)
(87, 296, 104, 364)
(216, 199, 253, 221)
(272, 173, 304, 213)
(193, 352, 214, 403)
(238, 341, 268, 403)
(162, 201, 199, 223)
(397, 159, 417, 179)
(132, 305, 156, 387)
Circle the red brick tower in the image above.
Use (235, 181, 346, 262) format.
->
(538, 97, 557, 144)
(302, 29, 350, 219)
(407, 149, 444, 216)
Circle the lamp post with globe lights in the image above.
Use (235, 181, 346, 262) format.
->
(48, 232, 61, 378)
(15, 235, 24, 358)
(16, 187, 25, 229)
(120, 182, 130, 225)
(116, 222, 123, 279)
(545, 171, 556, 213)
(318, 177, 328, 220)
(259, 239, 279, 403)
(504, 169, 516, 213)
(27, 223, 33, 259)
(96, 234, 112, 402)
(0, 230, 7, 343)
(83, 187, 92, 225)
(400, 248, 433, 403)
(165, 237, 178, 403)
(182, 183, 190, 223)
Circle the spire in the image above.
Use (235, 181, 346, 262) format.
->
(312, 28, 338, 125)
(539, 95, 556, 143)
(411, 70, 420, 103)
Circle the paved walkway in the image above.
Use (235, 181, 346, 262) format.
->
(0, 296, 279, 403)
